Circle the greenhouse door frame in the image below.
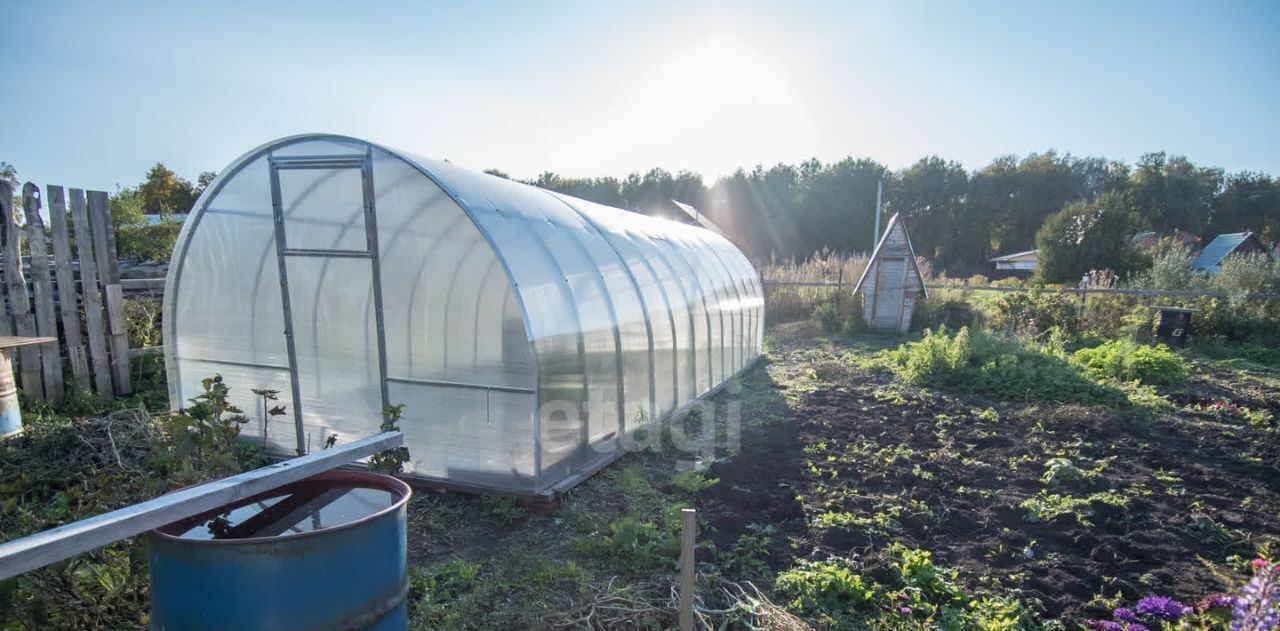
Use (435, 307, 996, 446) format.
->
(268, 151, 390, 455)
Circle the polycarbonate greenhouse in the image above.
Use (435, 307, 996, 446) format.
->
(164, 134, 763, 495)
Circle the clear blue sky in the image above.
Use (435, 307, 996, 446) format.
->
(3, 0, 1277, 192)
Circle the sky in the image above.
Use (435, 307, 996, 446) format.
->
(3, 0, 1278, 192)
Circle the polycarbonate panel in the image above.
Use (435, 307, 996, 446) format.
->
(389, 381, 536, 490)
(167, 154, 288, 404)
(278, 167, 368, 252)
(370, 150, 532, 390)
(284, 255, 383, 442)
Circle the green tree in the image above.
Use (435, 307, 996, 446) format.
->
(140, 162, 196, 216)
(1035, 193, 1142, 283)
(110, 187, 146, 228)
(888, 156, 972, 265)
(1127, 152, 1222, 235)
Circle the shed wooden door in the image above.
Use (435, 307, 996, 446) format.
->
(872, 258, 907, 330)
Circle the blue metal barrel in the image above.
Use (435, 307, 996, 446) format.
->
(148, 470, 411, 630)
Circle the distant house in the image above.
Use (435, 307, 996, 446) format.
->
(1192, 232, 1270, 274)
(1131, 230, 1200, 251)
(989, 249, 1038, 271)
(143, 213, 189, 225)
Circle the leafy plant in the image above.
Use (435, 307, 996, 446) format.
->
(1071, 340, 1188, 385)
(1040, 458, 1094, 487)
(774, 558, 874, 616)
(480, 496, 524, 525)
(671, 470, 719, 496)
(369, 403, 411, 474)
(572, 515, 682, 572)
(885, 326, 1124, 404)
(162, 375, 250, 482)
(720, 524, 776, 580)
(249, 388, 286, 445)
(1020, 490, 1128, 526)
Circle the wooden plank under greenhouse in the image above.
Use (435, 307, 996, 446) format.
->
(46, 185, 92, 390)
(69, 188, 114, 398)
(0, 431, 405, 581)
(851, 213, 927, 334)
(22, 184, 65, 404)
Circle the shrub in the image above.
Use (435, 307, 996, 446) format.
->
(885, 326, 1123, 404)
(115, 219, 182, 263)
(1071, 340, 1188, 385)
(991, 290, 1079, 335)
(812, 302, 842, 334)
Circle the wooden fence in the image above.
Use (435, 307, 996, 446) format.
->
(0, 181, 133, 405)
(762, 279, 1280, 300)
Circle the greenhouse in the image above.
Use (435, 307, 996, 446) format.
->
(163, 134, 764, 495)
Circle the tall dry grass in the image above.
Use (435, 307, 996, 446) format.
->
(761, 249, 939, 324)
(761, 249, 868, 323)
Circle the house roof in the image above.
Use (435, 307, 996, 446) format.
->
(988, 249, 1039, 262)
(1193, 232, 1259, 270)
(851, 213, 928, 298)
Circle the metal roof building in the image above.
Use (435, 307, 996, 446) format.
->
(1192, 232, 1268, 274)
(163, 134, 763, 495)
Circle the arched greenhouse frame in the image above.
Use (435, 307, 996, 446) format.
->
(163, 134, 763, 495)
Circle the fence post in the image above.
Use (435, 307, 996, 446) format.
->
(22, 184, 64, 404)
(2, 182, 44, 401)
(68, 189, 114, 398)
(0, 182, 14, 339)
(679, 508, 696, 631)
(46, 186, 92, 390)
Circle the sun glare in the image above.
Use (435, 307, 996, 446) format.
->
(557, 36, 817, 178)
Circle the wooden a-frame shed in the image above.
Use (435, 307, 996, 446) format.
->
(852, 213, 927, 333)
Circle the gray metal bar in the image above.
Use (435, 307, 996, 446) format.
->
(171, 356, 291, 372)
(269, 156, 367, 170)
(268, 157, 308, 456)
(362, 152, 392, 422)
(385, 376, 535, 395)
(281, 248, 373, 259)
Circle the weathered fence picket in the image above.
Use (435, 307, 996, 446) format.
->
(46, 185, 93, 390)
(68, 188, 115, 399)
(22, 184, 64, 404)
(88, 190, 131, 395)
(3, 184, 43, 401)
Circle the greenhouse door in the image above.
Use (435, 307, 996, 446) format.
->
(268, 153, 389, 455)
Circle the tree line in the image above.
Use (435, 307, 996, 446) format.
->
(9, 150, 1275, 281)
(522, 151, 1278, 280)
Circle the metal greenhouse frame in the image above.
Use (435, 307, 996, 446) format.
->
(163, 134, 763, 496)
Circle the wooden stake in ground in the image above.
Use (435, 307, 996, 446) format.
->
(680, 507, 696, 631)
(22, 184, 64, 405)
